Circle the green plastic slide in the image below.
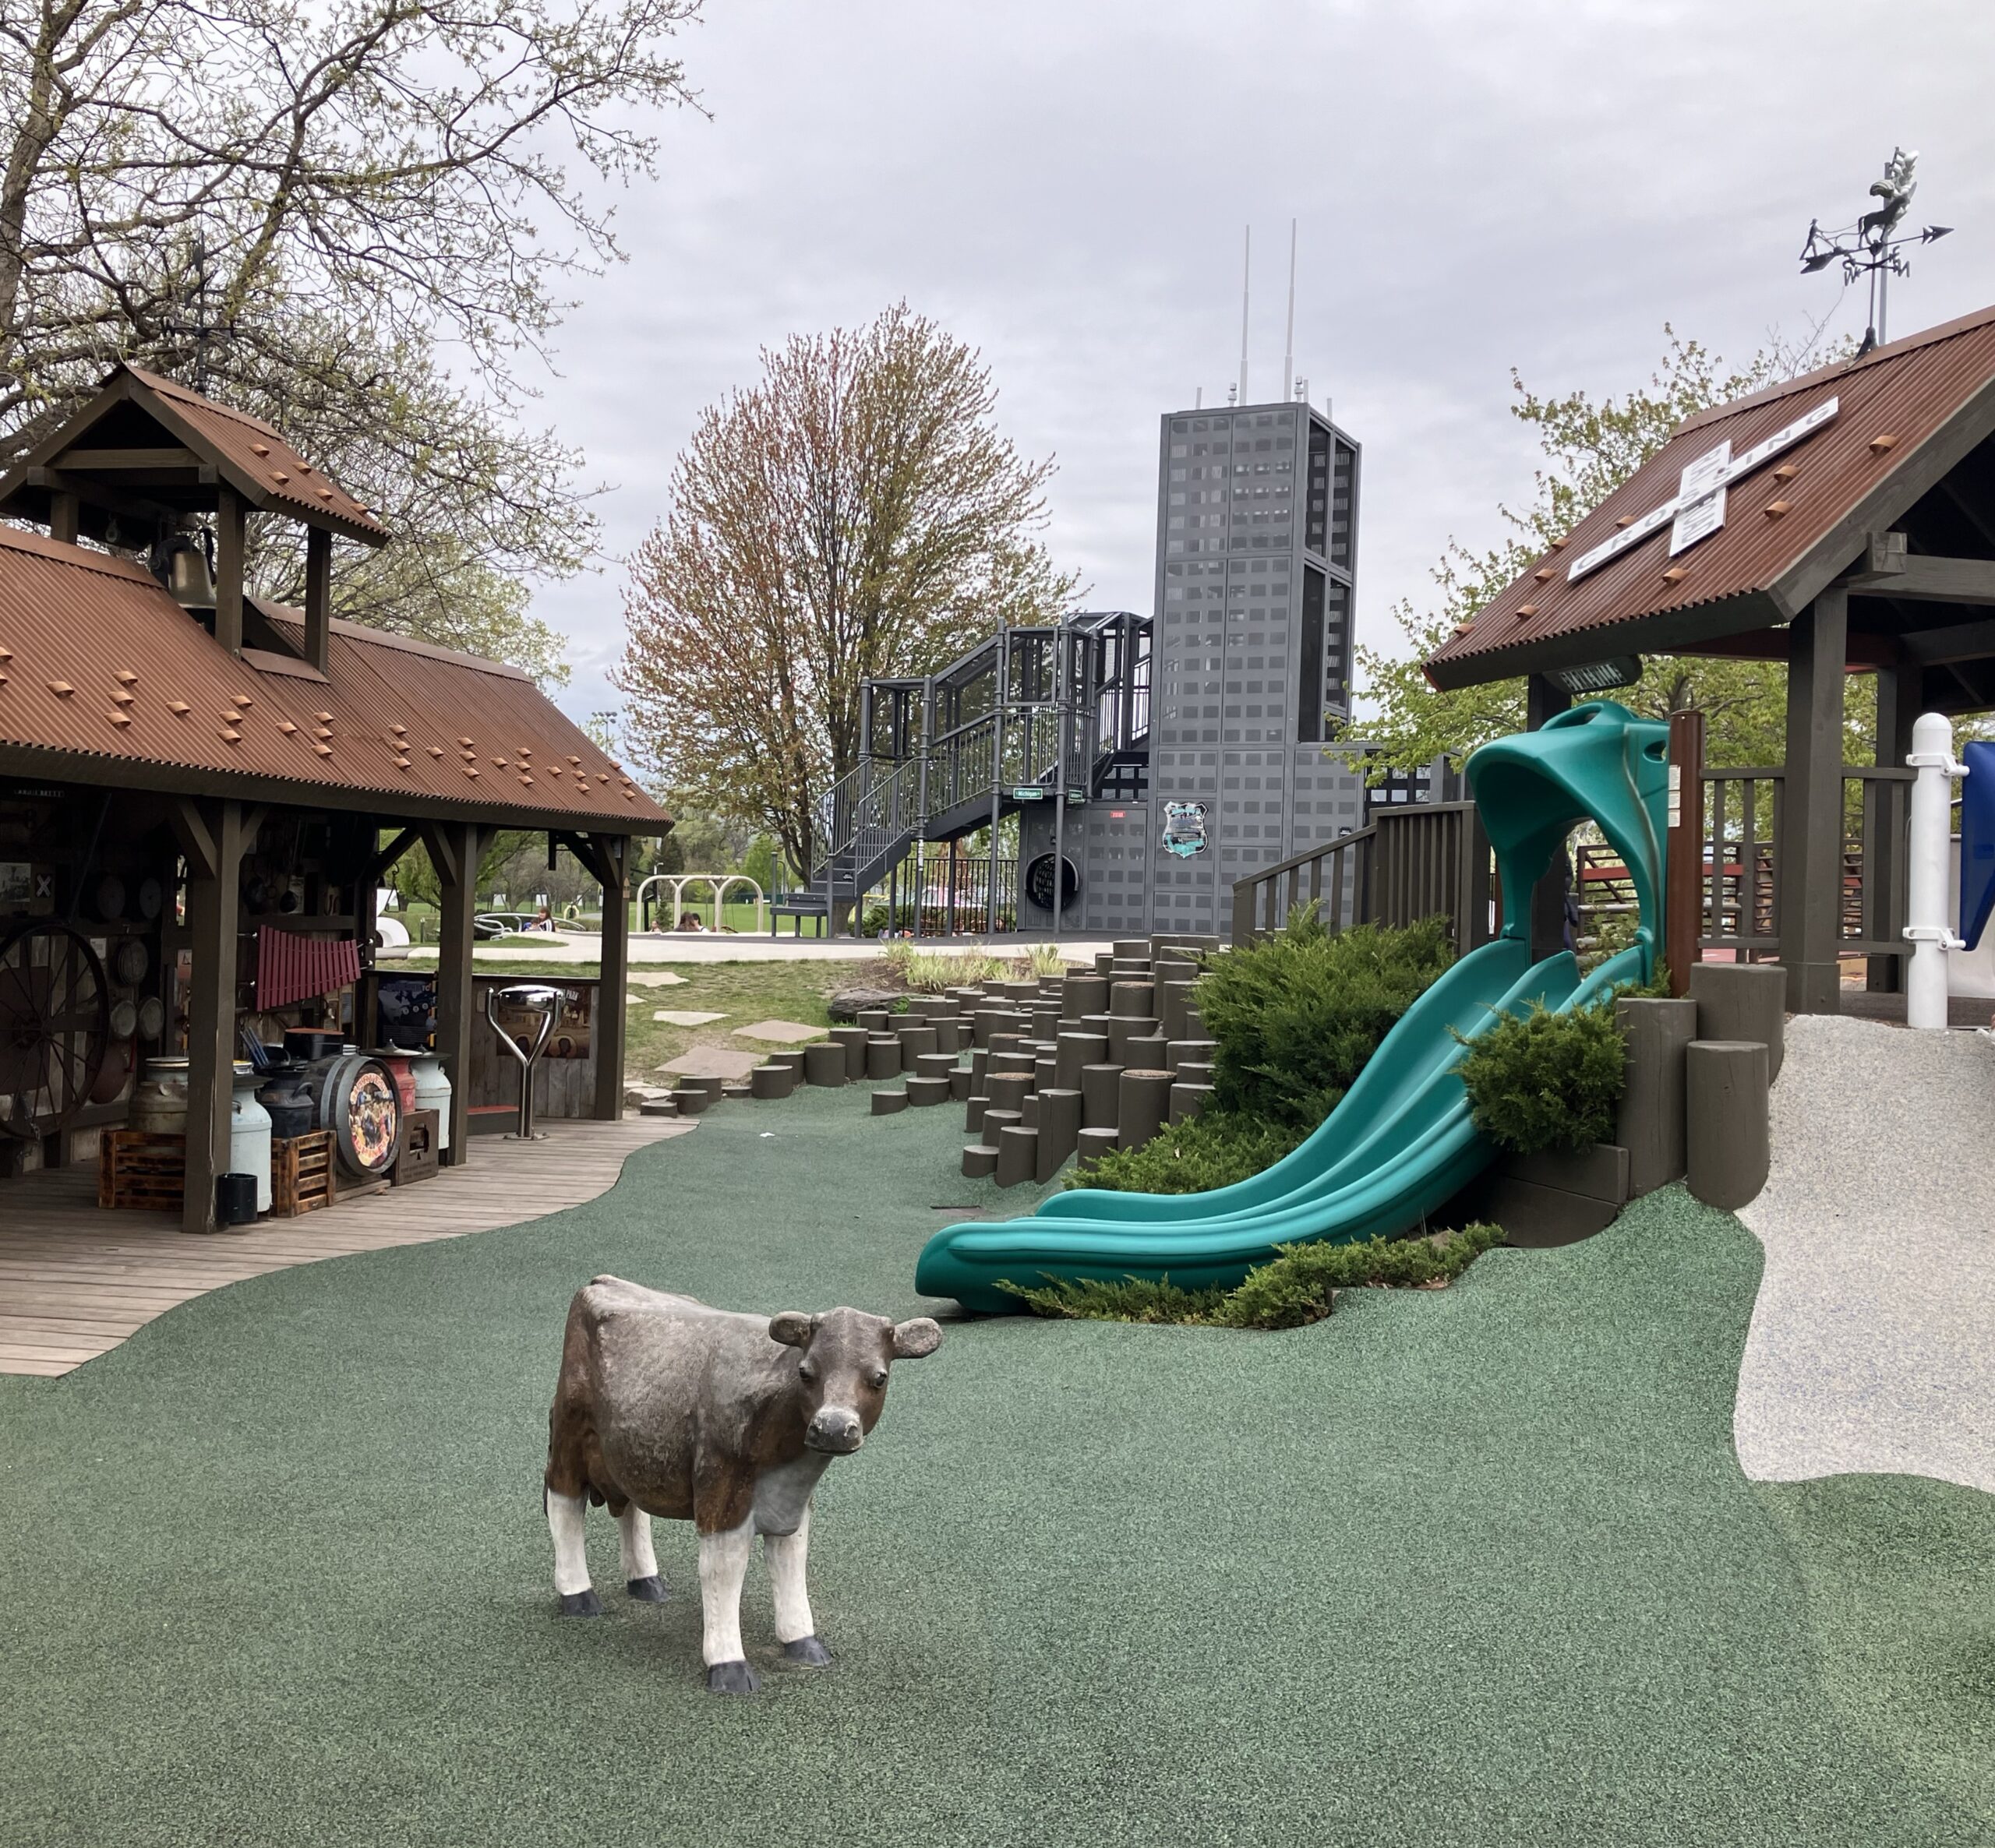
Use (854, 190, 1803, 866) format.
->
(914, 701, 1671, 1314)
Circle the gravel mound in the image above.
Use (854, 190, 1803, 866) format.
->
(1735, 1012, 1995, 1494)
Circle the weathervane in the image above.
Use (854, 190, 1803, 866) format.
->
(1799, 147, 1951, 354)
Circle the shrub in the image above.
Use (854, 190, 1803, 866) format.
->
(1066, 1109, 1308, 1195)
(1456, 1001, 1626, 1154)
(1196, 908, 1454, 1130)
(998, 1223, 1505, 1329)
(1023, 942, 1073, 979)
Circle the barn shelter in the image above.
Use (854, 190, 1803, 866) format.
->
(1425, 302, 1995, 1015)
(0, 363, 669, 1233)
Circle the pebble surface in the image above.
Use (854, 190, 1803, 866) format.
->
(1735, 1012, 1995, 1494)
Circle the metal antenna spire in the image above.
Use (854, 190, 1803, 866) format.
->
(1799, 148, 1951, 354)
(1238, 226, 1252, 406)
(1282, 218, 1297, 403)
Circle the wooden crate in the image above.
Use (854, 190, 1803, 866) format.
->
(98, 1130, 185, 1212)
(391, 1109, 440, 1187)
(271, 1130, 334, 1218)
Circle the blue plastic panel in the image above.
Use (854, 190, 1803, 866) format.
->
(1959, 740, 1995, 950)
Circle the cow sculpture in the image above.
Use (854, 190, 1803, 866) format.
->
(543, 1275, 943, 1694)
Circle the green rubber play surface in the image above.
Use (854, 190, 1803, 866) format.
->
(2, 1085, 1989, 1846)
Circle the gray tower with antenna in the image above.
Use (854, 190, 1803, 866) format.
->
(1137, 393, 1366, 936)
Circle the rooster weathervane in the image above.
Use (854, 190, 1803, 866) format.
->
(1799, 148, 1951, 355)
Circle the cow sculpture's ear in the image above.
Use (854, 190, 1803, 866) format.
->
(891, 1317, 943, 1360)
(768, 1312, 816, 1349)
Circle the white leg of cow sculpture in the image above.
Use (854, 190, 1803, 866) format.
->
(765, 1501, 832, 1666)
(547, 1490, 599, 1617)
(698, 1518, 759, 1694)
(619, 1505, 666, 1603)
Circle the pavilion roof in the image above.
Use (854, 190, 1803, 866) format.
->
(0, 523, 668, 832)
(1424, 303, 1995, 690)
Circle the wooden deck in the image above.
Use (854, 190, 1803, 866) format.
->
(0, 1116, 694, 1379)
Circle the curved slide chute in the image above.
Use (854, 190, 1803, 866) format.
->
(915, 702, 1670, 1314)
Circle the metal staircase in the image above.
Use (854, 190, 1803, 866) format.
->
(784, 610, 1150, 933)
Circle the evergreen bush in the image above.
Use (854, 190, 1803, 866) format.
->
(1456, 1001, 1626, 1155)
(998, 1223, 1505, 1329)
(1195, 908, 1454, 1130)
(1066, 1111, 1308, 1196)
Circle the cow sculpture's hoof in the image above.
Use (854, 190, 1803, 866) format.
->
(705, 1660, 760, 1696)
(782, 1636, 834, 1667)
(626, 1575, 668, 1603)
(557, 1589, 602, 1617)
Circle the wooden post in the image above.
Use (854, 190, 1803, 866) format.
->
(1526, 674, 1572, 961)
(48, 490, 78, 545)
(304, 526, 333, 674)
(1615, 996, 1697, 1198)
(214, 487, 245, 656)
(1778, 589, 1849, 1014)
(1665, 706, 1706, 996)
(592, 834, 629, 1120)
(425, 820, 481, 1164)
(171, 799, 244, 1233)
(1866, 664, 1921, 992)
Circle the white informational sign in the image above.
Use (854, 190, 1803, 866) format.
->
(1669, 440, 1732, 556)
(1566, 396, 1840, 583)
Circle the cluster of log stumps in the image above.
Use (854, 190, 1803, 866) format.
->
(795, 935, 1223, 1187)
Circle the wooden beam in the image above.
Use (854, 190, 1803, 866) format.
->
(429, 821, 481, 1163)
(1778, 589, 1848, 1014)
(588, 834, 629, 1121)
(304, 527, 332, 675)
(214, 486, 245, 655)
(367, 825, 421, 884)
(1897, 615, 1995, 668)
(1685, 625, 1902, 668)
(51, 446, 200, 471)
(1936, 474, 1995, 555)
(1526, 674, 1572, 962)
(1844, 552, 1995, 604)
(167, 797, 219, 881)
(23, 466, 178, 527)
(1665, 707, 1705, 996)
(182, 800, 245, 1233)
(48, 490, 77, 545)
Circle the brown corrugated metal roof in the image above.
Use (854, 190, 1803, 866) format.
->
(120, 365, 388, 544)
(0, 524, 668, 831)
(1425, 302, 1995, 689)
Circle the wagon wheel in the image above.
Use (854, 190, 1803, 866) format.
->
(0, 920, 111, 1140)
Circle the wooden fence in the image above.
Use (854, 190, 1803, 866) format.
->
(1231, 802, 1494, 950)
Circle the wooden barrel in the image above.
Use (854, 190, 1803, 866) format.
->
(302, 1053, 402, 1178)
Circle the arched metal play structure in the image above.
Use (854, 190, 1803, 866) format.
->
(636, 874, 767, 935)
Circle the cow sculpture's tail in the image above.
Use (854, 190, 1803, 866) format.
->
(913, 700, 1671, 1314)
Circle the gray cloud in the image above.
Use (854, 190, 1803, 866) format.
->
(528, 0, 1995, 732)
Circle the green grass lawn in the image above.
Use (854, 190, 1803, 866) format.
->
(394, 953, 865, 1080)
(4, 1089, 1987, 1848)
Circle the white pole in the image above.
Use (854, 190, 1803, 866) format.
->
(1903, 711, 1968, 1030)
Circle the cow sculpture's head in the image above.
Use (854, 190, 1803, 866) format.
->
(768, 1307, 943, 1455)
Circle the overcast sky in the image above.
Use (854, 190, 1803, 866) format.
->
(528, 0, 1995, 730)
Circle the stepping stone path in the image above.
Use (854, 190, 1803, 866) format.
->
(653, 1009, 728, 1026)
(730, 1019, 824, 1044)
(659, 1048, 763, 1081)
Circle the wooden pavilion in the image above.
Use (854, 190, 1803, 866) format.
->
(1424, 303, 1995, 1014)
(0, 364, 669, 1231)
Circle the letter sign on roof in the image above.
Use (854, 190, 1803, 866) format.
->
(1566, 397, 1839, 584)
